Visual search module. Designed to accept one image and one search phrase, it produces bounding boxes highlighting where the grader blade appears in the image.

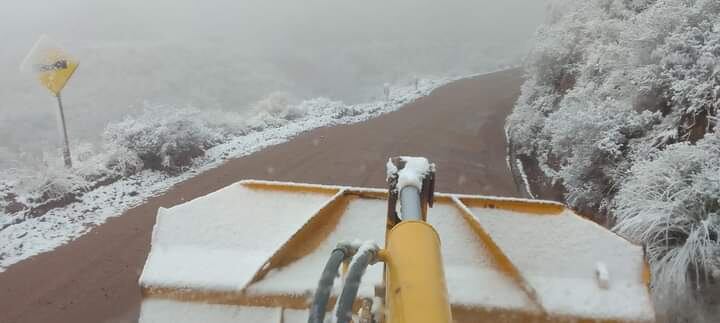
[139,157,654,323]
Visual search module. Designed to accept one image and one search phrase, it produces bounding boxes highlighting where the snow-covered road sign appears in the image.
[20,35,78,167]
[21,35,79,96]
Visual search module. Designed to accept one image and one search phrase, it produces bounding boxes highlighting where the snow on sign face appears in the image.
[20,35,79,95]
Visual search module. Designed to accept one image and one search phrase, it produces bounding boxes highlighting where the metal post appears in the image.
[55,93,72,168]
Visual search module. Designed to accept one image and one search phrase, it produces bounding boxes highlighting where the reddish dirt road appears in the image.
[0,68,523,323]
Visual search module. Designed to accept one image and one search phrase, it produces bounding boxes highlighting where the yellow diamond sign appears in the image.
[21,35,79,96]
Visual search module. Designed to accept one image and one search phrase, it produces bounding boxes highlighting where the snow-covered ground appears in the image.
[0,73,494,271]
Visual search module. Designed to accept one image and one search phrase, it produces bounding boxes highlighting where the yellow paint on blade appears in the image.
[35,48,79,96]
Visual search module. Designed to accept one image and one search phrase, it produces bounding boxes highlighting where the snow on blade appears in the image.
[466,206,653,320]
[139,184,337,291]
[138,180,654,322]
[246,197,386,298]
[139,299,282,323]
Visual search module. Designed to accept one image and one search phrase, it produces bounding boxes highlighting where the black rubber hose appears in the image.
[308,247,348,323]
[334,247,377,323]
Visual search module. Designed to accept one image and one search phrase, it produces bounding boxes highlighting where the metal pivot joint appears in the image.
[386,156,435,226]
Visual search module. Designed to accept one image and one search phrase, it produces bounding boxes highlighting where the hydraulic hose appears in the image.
[334,245,379,323]
[308,246,351,323]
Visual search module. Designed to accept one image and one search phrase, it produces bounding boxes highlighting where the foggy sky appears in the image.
[0,0,547,154]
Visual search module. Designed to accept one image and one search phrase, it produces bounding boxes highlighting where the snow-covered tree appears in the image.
[507,0,720,319]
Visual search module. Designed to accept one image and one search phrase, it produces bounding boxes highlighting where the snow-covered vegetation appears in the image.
[506,0,719,320]
[615,134,720,321]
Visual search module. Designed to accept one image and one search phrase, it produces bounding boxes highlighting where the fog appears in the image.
[0,0,546,155]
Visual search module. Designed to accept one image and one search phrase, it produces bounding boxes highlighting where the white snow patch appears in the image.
[385,160,398,183]
[515,158,534,199]
[386,156,434,191]
[439,192,562,206]
[467,206,653,320]
[246,197,386,297]
[371,296,384,322]
[596,262,610,289]
[281,308,311,323]
[348,241,380,269]
[504,124,512,172]
[139,299,281,323]
[427,202,534,309]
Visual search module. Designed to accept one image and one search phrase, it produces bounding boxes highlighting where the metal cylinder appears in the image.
[399,186,422,221]
[384,221,452,323]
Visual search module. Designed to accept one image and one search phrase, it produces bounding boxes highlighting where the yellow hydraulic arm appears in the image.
[308,156,451,323]
[381,219,452,323]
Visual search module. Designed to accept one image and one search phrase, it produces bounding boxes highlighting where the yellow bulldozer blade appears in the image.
[139,180,654,323]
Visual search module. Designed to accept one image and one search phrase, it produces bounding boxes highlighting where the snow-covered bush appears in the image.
[615,134,720,322]
[1,105,246,214]
[102,105,228,173]
[545,95,659,213]
[507,0,720,319]
[1,94,363,216]
[6,151,89,207]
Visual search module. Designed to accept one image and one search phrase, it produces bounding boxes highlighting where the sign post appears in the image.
[55,94,72,167]
[21,35,79,168]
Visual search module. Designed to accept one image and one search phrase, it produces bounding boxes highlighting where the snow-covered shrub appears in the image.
[614,133,720,322]
[507,0,720,318]
[9,151,89,204]
[545,94,659,213]
[103,146,144,177]
[103,105,227,173]
[246,92,306,130]
[656,18,720,142]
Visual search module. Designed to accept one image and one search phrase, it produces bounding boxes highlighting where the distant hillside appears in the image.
[506,0,719,321]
